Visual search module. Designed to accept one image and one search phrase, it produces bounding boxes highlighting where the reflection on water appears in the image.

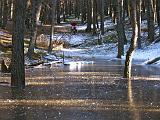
[128,79,140,120]
[0,59,160,119]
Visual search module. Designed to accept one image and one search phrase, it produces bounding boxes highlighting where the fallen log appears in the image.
[145,57,160,65]
[25,60,44,67]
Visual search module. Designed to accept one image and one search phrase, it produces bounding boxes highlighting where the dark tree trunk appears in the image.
[123,0,138,79]
[100,0,105,35]
[117,0,125,58]
[92,0,97,35]
[81,0,86,24]
[11,0,27,89]
[48,0,57,53]
[86,0,92,32]
[27,0,43,59]
[2,0,8,29]
[147,0,155,43]
[56,0,61,23]
[0,0,3,27]
[156,0,160,36]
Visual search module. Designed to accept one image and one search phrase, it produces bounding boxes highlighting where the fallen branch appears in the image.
[25,60,44,67]
[145,57,160,65]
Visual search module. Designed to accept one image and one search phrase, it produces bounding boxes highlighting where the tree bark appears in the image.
[137,0,142,49]
[2,0,8,29]
[147,0,155,43]
[86,0,92,32]
[156,0,160,36]
[0,0,3,27]
[100,0,105,35]
[116,0,125,58]
[48,0,57,53]
[11,0,27,89]
[123,0,138,79]
[27,0,43,59]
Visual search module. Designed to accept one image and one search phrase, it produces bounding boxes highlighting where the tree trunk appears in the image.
[27,0,43,59]
[92,0,97,35]
[56,0,61,23]
[123,0,138,79]
[100,0,105,35]
[147,0,155,43]
[81,0,86,24]
[156,0,160,36]
[11,0,27,89]
[137,0,142,49]
[117,0,125,58]
[0,0,3,27]
[2,0,8,29]
[86,0,92,32]
[48,0,57,53]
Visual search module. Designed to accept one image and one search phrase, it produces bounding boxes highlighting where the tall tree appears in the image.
[156,0,160,36]
[116,0,125,58]
[81,0,86,24]
[48,0,57,53]
[27,0,43,59]
[124,0,138,78]
[100,0,105,35]
[92,0,97,35]
[147,0,155,43]
[86,0,92,32]
[0,0,3,27]
[137,0,142,49]
[11,0,27,89]
[2,0,9,29]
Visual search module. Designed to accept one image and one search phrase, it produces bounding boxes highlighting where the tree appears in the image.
[3,0,9,29]
[124,0,138,78]
[86,0,92,32]
[116,0,125,58]
[156,0,160,36]
[100,0,105,35]
[137,0,142,49]
[48,0,57,53]
[27,0,43,59]
[11,0,27,89]
[0,0,3,27]
[147,0,155,43]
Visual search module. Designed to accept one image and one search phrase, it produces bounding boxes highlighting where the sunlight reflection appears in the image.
[0,99,159,112]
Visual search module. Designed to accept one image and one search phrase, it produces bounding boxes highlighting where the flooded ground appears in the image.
[0,59,160,120]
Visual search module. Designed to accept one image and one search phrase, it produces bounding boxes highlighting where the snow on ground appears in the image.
[0,31,4,35]
[44,18,160,65]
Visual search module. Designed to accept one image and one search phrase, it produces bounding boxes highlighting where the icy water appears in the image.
[0,59,160,120]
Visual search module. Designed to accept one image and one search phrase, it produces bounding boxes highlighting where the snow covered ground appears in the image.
[1,18,160,66]
[50,19,160,65]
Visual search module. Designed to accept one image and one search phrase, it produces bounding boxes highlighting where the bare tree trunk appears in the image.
[117,0,125,58]
[27,0,43,59]
[56,0,61,23]
[86,0,92,32]
[137,0,142,49]
[81,0,86,24]
[124,0,138,79]
[156,0,160,36]
[2,0,8,29]
[147,0,155,43]
[0,0,3,27]
[100,0,105,35]
[11,0,27,89]
[48,0,57,53]
[92,0,97,35]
